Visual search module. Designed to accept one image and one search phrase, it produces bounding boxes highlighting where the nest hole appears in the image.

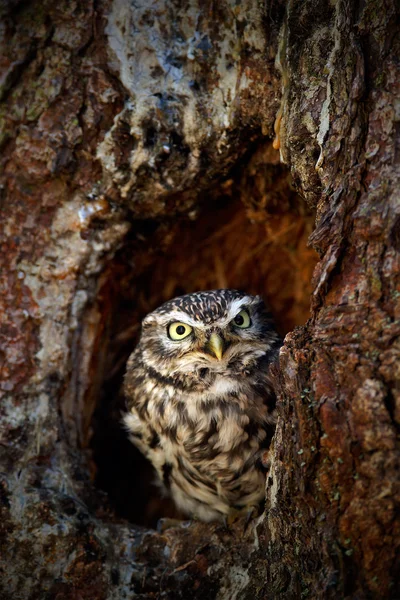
[90,148,318,527]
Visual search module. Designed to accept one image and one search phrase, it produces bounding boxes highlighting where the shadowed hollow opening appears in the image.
[90,149,318,528]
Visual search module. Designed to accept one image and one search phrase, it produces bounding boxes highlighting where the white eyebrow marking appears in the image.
[212,297,254,328]
[144,295,257,329]
[159,300,253,329]
[155,311,207,328]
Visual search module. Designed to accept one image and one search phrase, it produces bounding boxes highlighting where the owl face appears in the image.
[139,290,277,378]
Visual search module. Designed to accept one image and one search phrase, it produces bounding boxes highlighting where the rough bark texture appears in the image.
[266,2,400,597]
[0,1,399,599]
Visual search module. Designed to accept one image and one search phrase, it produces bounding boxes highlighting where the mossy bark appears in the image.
[0,1,398,599]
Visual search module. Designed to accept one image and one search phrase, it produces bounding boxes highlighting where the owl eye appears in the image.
[232,309,251,329]
[168,322,193,340]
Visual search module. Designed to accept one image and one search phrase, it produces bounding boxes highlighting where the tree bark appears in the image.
[0,1,399,599]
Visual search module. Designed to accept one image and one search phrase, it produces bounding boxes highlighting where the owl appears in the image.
[123,289,281,523]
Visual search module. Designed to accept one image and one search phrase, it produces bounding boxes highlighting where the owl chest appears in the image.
[146,387,266,470]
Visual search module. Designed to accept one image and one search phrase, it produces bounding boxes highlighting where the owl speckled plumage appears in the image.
[123,289,281,522]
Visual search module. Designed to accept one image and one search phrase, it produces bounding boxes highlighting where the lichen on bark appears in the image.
[97,0,280,216]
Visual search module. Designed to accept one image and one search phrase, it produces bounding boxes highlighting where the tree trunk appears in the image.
[0,1,399,599]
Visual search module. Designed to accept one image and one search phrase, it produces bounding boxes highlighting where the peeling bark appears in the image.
[0,1,399,599]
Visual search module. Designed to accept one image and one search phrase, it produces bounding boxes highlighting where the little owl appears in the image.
[123,289,281,522]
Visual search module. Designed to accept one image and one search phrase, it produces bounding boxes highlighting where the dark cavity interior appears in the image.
[90,147,318,527]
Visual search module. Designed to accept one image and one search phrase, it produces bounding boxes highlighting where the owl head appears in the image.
[138,289,279,378]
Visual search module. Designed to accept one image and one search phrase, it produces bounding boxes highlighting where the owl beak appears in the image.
[207,332,224,360]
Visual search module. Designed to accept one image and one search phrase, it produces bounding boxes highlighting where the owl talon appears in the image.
[219,511,240,530]
[226,508,243,526]
[157,518,185,533]
[221,507,257,533]
[244,506,258,531]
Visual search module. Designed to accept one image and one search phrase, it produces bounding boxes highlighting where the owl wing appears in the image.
[123,407,167,484]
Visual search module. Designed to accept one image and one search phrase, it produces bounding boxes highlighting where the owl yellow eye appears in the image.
[232,309,251,329]
[168,322,193,340]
